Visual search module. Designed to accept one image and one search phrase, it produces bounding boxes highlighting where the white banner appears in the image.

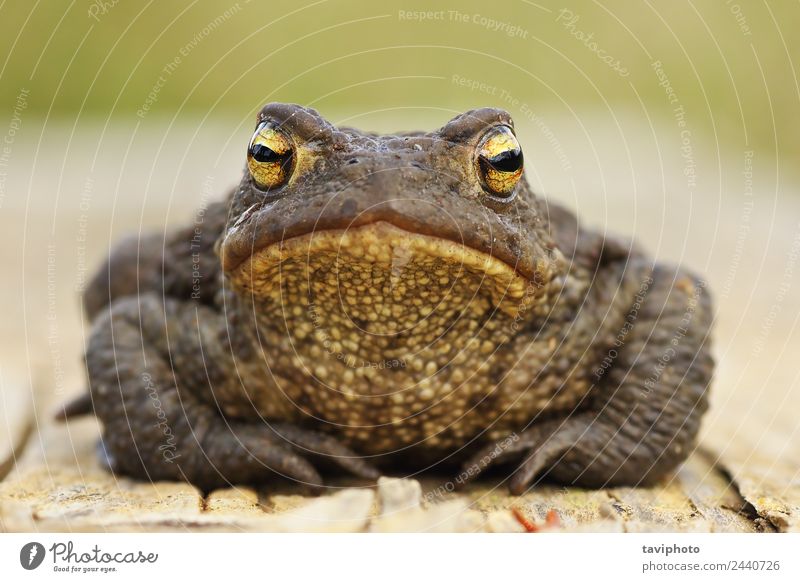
[1,533,797,581]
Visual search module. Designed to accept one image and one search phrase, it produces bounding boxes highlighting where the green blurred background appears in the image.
[1,0,797,174]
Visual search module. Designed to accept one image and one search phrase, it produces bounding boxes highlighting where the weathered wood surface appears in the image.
[0,386,792,532]
[0,369,34,483]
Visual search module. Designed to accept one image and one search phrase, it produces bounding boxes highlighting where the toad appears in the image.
[62,104,713,494]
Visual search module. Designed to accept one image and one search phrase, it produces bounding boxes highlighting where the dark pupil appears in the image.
[251,143,290,164]
[485,147,523,172]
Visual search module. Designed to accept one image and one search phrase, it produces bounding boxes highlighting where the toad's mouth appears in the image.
[224,221,552,319]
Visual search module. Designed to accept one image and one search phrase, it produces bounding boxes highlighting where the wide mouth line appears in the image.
[223,219,532,282]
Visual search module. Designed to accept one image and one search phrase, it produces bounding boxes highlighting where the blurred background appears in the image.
[0,1,798,486]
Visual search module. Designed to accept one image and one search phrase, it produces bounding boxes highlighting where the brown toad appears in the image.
[63,104,713,494]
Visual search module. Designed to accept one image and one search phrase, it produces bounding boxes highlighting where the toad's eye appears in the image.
[247,121,294,190]
[476,126,523,198]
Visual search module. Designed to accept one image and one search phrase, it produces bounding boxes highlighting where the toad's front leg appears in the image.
[460,264,713,493]
[81,294,378,492]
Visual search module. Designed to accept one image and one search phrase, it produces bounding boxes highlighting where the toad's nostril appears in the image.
[346,158,359,165]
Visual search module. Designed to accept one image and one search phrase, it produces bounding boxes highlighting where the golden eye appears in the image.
[247,121,294,190]
[476,126,523,198]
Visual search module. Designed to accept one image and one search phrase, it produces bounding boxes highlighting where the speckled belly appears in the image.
[226,224,592,455]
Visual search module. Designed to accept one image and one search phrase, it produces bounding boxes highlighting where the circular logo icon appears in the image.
[19,542,46,570]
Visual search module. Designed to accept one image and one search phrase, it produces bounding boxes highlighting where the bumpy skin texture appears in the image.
[74,103,713,493]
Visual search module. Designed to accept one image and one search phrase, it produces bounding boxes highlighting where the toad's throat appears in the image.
[226,221,547,324]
